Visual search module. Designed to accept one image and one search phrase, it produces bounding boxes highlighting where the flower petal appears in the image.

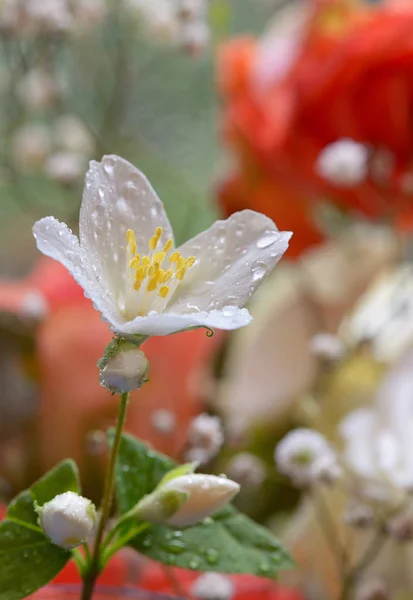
[169,210,292,313]
[33,216,121,325]
[79,155,174,296]
[109,306,252,336]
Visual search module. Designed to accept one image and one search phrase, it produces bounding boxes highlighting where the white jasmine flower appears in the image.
[39,491,96,549]
[33,155,291,337]
[135,473,240,527]
[275,428,337,487]
[316,139,369,187]
[185,413,224,464]
[192,572,235,600]
[45,152,85,185]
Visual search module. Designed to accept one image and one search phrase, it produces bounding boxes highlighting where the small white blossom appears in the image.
[316,139,369,187]
[192,572,235,600]
[186,413,224,464]
[275,428,338,487]
[24,0,74,33]
[45,152,85,185]
[33,155,291,337]
[40,491,96,549]
[179,19,210,54]
[226,453,266,489]
[53,115,94,156]
[136,473,240,527]
[12,123,51,172]
[20,290,49,321]
[17,68,58,110]
[151,409,177,434]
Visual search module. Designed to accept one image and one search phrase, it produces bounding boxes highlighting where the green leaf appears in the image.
[0,460,79,599]
[31,459,80,507]
[112,433,294,579]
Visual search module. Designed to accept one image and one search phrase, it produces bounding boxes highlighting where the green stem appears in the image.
[80,392,130,600]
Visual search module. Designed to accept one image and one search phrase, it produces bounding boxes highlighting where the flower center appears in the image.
[125,227,195,317]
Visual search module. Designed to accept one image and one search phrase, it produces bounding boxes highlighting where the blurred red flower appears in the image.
[218,0,413,256]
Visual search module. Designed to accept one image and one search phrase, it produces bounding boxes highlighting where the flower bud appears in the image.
[100,344,149,393]
[135,473,240,528]
[39,491,96,549]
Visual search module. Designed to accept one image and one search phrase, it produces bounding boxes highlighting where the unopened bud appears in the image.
[192,572,235,600]
[100,344,149,393]
[39,491,96,549]
[135,473,240,528]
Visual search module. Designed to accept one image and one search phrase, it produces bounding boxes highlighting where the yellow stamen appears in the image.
[152,251,166,264]
[142,256,151,268]
[126,229,137,256]
[177,256,185,271]
[163,268,173,283]
[147,271,163,292]
[186,256,196,268]
[159,286,170,298]
[155,226,163,238]
[169,251,180,263]
[129,254,141,269]
[163,239,173,253]
[149,235,159,251]
[176,268,187,281]
[134,280,141,291]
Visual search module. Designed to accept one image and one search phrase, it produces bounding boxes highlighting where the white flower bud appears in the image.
[192,572,235,600]
[39,491,96,549]
[100,345,149,393]
[316,139,369,187]
[135,473,240,528]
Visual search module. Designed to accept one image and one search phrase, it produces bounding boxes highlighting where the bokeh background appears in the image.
[3,1,413,599]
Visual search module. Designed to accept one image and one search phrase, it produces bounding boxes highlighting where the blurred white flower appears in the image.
[340,349,413,499]
[309,333,345,361]
[33,155,291,337]
[0,0,21,31]
[151,409,177,434]
[12,123,51,172]
[226,452,266,489]
[75,0,107,26]
[179,19,210,54]
[17,68,58,111]
[275,428,338,487]
[53,115,95,156]
[136,473,240,527]
[20,290,49,321]
[192,572,235,600]
[125,0,179,43]
[45,152,85,185]
[316,139,369,187]
[341,266,413,362]
[24,0,74,33]
[185,413,224,464]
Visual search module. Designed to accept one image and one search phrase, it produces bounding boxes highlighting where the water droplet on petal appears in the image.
[256,230,280,249]
[103,160,115,176]
[162,540,186,555]
[117,197,129,215]
[251,260,268,281]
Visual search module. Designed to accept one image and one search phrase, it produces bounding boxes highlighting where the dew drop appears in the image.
[189,558,200,569]
[142,535,153,548]
[256,230,280,249]
[258,562,270,575]
[251,260,268,281]
[98,186,105,201]
[103,160,115,176]
[117,197,129,215]
[205,548,220,565]
[162,540,186,555]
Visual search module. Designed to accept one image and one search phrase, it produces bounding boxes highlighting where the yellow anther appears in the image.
[142,256,151,267]
[176,267,187,281]
[129,254,141,269]
[186,256,196,268]
[177,256,185,271]
[149,235,159,251]
[148,263,160,277]
[155,226,163,238]
[135,266,147,283]
[147,271,162,292]
[126,229,137,256]
[159,286,170,298]
[163,268,173,283]
[152,251,166,265]
[163,239,173,253]
[169,251,180,263]
[134,280,141,291]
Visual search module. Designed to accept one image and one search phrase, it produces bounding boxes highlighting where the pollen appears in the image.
[125,227,197,313]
